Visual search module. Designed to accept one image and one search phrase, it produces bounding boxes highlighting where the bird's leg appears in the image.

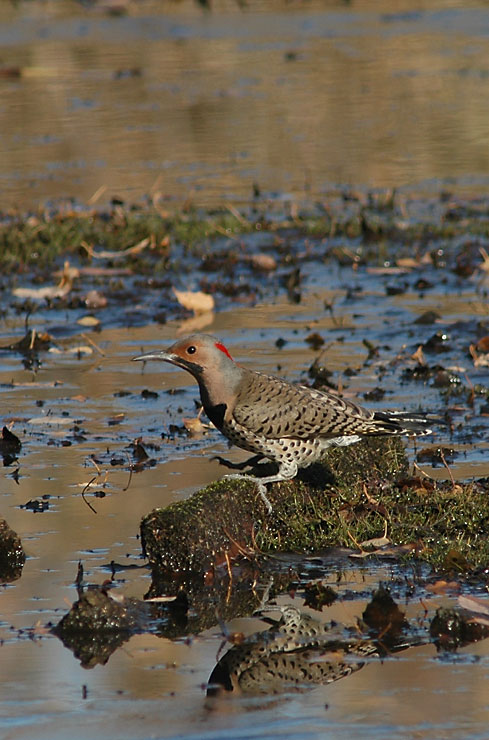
[223,461,298,515]
[212,454,265,471]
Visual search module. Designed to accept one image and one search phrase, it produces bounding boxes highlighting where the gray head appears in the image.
[133,334,243,408]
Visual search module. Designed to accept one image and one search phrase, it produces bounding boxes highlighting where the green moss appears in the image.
[140,435,489,581]
[1,191,489,272]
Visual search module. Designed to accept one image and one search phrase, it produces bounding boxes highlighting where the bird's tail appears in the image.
[372,410,438,437]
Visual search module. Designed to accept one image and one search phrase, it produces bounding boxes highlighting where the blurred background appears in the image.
[2,0,489,210]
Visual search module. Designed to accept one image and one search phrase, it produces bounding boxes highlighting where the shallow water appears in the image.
[3,1,489,208]
[1,241,489,738]
[2,1,489,737]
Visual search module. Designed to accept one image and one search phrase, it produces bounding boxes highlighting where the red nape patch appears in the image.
[215,341,233,360]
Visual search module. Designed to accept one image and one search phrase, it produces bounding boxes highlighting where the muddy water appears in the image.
[3,1,489,208]
[1,247,489,738]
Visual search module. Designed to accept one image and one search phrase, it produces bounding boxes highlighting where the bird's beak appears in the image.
[132,350,175,363]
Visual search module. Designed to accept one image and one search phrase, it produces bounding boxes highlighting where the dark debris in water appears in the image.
[20,496,50,512]
[0,426,21,466]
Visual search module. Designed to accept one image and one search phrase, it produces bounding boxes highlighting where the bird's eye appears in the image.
[186,345,196,355]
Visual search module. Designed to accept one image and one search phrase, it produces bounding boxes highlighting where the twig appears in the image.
[81,475,98,514]
[80,332,105,357]
[439,449,456,488]
[122,451,134,492]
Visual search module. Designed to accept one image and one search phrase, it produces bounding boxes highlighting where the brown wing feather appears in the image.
[232,370,379,440]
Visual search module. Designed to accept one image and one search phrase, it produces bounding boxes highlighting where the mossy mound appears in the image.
[0,517,25,582]
[141,437,407,576]
[141,436,489,582]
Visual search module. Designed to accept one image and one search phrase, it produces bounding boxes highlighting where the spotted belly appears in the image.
[220,419,360,469]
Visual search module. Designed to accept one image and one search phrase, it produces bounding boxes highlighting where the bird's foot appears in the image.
[222,473,273,515]
[212,454,265,471]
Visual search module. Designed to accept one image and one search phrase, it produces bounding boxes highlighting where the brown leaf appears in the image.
[81,237,151,260]
[13,260,78,300]
[476,336,489,353]
[77,315,101,327]
[426,580,460,594]
[246,254,277,271]
[459,594,489,617]
[411,344,426,365]
[85,290,108,309]
[173,289,215,314]
[182,416,210,435]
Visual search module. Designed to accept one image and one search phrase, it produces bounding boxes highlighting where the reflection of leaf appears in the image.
[176,311,215,335]
[173,288,215,314]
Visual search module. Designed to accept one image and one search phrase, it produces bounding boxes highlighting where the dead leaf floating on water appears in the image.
[26,416,74,426]
[85,290,108,309]
[182,416,210,436]
[48,346,93,356]
[245,254,277,271]
[77,315,101,328]
[13,261,78,300]
[476,335,489,353]
[411,345,426,365]
[469,344,489,367]
[173,288,215,315]
[80,237,151,260]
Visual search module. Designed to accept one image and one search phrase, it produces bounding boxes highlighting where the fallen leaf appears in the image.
[411,345,426,365]
[469,343,489,367]
[476,336,489,353]
[366,266,410,275]
[77,315,101,327]
[182,416,210,435]
[396,257,420,268]
[13,261,78,300]
[246,254,277,271]
[358,536,391,549]
[81,237,151,260]
[85,290,108,309]
[459,594,489,617]
[48,346,93,355]
[27,416,74,425]
[2,380,63,388]
[173,288,215,314]
[478,247,489,273]
[426,580,460,594]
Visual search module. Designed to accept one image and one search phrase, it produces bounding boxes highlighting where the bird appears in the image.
[133,333,433,512]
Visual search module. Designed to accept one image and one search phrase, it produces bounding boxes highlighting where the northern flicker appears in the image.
[133,333,433,512]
